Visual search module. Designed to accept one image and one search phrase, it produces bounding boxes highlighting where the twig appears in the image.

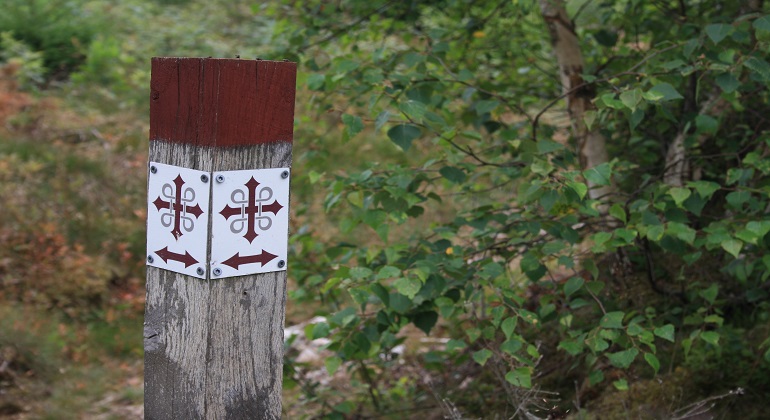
[671,388,744,420]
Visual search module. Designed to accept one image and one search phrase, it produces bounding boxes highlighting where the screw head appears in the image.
[196,267,205,276]
[216,174,225,183]
[147,255,154,264]
[201,174,209,183]
[150,165,157,174]
[213,268,222,276]
[277,260,286,268]
[281,170,289,179]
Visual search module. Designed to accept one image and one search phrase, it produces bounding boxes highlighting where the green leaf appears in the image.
[701,331,720,346]
[472,349,493,366]
[439,166,466,184]
[341,114,364,138]
[615,228,638,244]
[334,401,355,415]
[667,222,696,245]
[586,335,609,353]
[705,23,733,45]
[721,238,743,258]
[376,266,401,280]
[583,162,612,186]
[586,280,604,294]
[753,15,770,32]
[501,317,518,339]
[387,124,421,151]
[567,181,588,199]
[715,73,740,93]
[375,110,391,130]
[695,115,718,134]
[475,99,499,115]
[584,110,597,130]
[646,225,665,242]
[350,266,373,279]
[307,73,325,90]
[644,352,661,374]
[589,370,605,385]
[559,339,584,356]
[413,311,438,335]
[446,339,467,351]
[394,277,422,299]
[744,56,770,82]
[537,139,564,154]
[700,283,719,304]
[668,187,691,207]
[609,203,627,223]
[747,221,770,238]
[399,100,426,121]
[654,324,675,342]
[645,83,684,101]
[325,356,342,375]
[600,311,625,329]
[466,328,481,343]
[564,277,585,297]
[505,367,532,388]
[627,322,645,336]
[334,59,359,73]
[311,322,330,339]
[501,339,523,355]
[726,190,750,208]
[607,348,639,369]
[620,88,643,111]
[687,180,720,199]
[613,378,629,391]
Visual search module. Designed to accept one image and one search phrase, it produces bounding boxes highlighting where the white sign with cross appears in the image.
[210,168,290,279]
[146,162,211,279]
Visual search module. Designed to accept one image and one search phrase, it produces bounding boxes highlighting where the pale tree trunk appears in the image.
[664,0,760,186]
[663,95,728,186]
[539,0,614,202]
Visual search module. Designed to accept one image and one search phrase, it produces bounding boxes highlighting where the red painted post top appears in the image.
[150,57,297,147]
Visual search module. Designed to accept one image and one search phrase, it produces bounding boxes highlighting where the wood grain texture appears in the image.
[150,57,296,147]
[145,57,295,419]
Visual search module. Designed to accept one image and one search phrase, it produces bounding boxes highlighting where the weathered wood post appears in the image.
[143,57,296,419]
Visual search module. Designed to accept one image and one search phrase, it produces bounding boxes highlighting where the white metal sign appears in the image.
[211,168,290,279]
[146,162,211,278]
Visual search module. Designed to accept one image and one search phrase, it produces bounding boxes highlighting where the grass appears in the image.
[0,303,144,418]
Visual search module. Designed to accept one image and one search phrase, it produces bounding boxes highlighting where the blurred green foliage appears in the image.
[0,0,103,79]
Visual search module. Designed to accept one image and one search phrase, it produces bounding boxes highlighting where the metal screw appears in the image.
[196,267,205,276]
[281,170,289,179]
[147,255,154,264]
[150,165,157,174]
[213,268,222,276]
[216,174,225,183]
[201,174,209,183]
[277,260,286,268]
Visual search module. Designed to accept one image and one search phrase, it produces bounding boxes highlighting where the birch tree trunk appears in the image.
[664,0,761,186]
[539,0,614,202]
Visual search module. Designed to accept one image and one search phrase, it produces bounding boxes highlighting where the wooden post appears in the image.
[144,57,296,419]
